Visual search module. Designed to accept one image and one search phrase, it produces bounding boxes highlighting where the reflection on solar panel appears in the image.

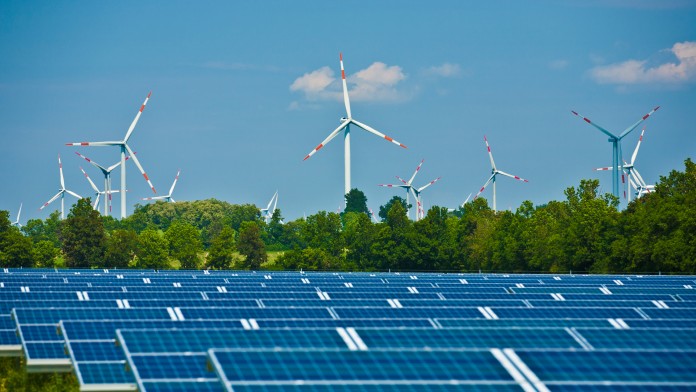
[0,268,694,391]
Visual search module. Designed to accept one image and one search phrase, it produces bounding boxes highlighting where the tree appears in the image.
[165,221,203,269]
[343,212,377,270]
[22,210,61,247]
[379,196,410,222]
[135,230,170,269]
[32,240,59,267]
[344,188,369,216]
[237,222,266,269]
[0,211,34,268]
[301,212,344,257]
[60,198,106,268]
[206,226,237,269]
[104,230,138,268]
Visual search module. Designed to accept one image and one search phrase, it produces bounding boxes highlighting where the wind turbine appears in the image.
[39,155,82,219]
[303,53,408,200]
[74,152,129,216]
[369,208,379,223]
[12,203,22,228]
[594,127,651,203]
[571,106,659,199]
[66,92,157,219]
[259,191,278,223]
[142,170,180,204]
[408,176,442,220]
[474,136,528,213]
[378,159,425,219]
[79,166,120,212]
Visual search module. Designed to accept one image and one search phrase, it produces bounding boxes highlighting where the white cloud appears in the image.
[425,63,462,77]
[589,41,696,85]
[549,59,569,70]
[289,62,408,103]
[289,66,335,96]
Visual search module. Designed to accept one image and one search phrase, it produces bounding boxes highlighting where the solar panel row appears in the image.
[0,269,694,391]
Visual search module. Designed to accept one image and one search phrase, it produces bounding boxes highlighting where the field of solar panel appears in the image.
[2,268,696,391]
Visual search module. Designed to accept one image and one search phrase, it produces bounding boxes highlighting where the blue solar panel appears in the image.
[208,348,515,386]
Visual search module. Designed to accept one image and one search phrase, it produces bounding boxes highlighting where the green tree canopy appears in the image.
[60,198,106,268]
[136,229,170,269]
[0,210,34,268]
[237,222,266,270]
[379,196,410,221]
[206,226,237,269]
[344,188,369,216]
[165,221,203,269]
[104,229,138,268]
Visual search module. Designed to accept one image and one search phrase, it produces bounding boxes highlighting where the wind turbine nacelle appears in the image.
[340,117,349,123]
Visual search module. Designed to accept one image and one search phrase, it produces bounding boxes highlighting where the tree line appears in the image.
[1,159,694,274]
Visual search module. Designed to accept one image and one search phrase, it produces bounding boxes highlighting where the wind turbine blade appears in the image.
[396,175,410,186]
[496,170,529,183]
[94,193,101,210]
[339,53,352,119]
[66,190,82,199]
[303,121,349,161]
[65,141,119,147]
[378,184,402,188]
[58,155,65,189]
[142,196,167,201]
[408,159,425,185]
[474,174,496,200]
[106,154,131,172]
[79,167,100,193]
[417,176,442,192]
[124,91,152,142]
[484,136,497,170]
[632,168,648,188]
[168,170,181,196]
[571,110,618,139]
[125,144,156,193]
[272,191,278,214]
[461,193,472,207]
[631,128,645,165]
[15,203,22,223]
[409,187,421,215]
[75,152,108,172]
[40,191,63,210]
[351,119,408,149]
[594,166,615,171]
[619,106,660,138]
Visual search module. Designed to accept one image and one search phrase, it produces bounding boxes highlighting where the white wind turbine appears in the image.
[408,176,442,221]
[378,159,425,220]
[303,53,408,200]
[143,170,180,203]
[12,203,22,228]
[74,152,129,216]
[39,155,82,219]
[79,166,120,212]
[474,136,528,212]
[260,191,278,223]
[66,92,157,219]
[594,127,652,202]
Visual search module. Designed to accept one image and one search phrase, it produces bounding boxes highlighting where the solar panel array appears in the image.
[2,268,696,391]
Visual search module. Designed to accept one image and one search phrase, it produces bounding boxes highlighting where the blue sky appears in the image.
[1,0,695,222]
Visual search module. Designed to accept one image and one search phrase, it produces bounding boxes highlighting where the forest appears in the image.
[1,159,694,274]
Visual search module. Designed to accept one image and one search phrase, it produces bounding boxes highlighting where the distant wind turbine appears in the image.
[378,159,425,220]
[39,155,82,219]
[571,106,659,199]
[303,53,408,200]
[143,170,180,204]
[474,136,528,213]
[12,203,22,228]
[79,166,120,212]
[260,191,278,223]
[594,127,651,202]
[66,92,157,219]
[74,151,129,216]
[407,176,442,221]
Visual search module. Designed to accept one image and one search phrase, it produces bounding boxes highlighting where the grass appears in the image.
[0,357,78,392]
